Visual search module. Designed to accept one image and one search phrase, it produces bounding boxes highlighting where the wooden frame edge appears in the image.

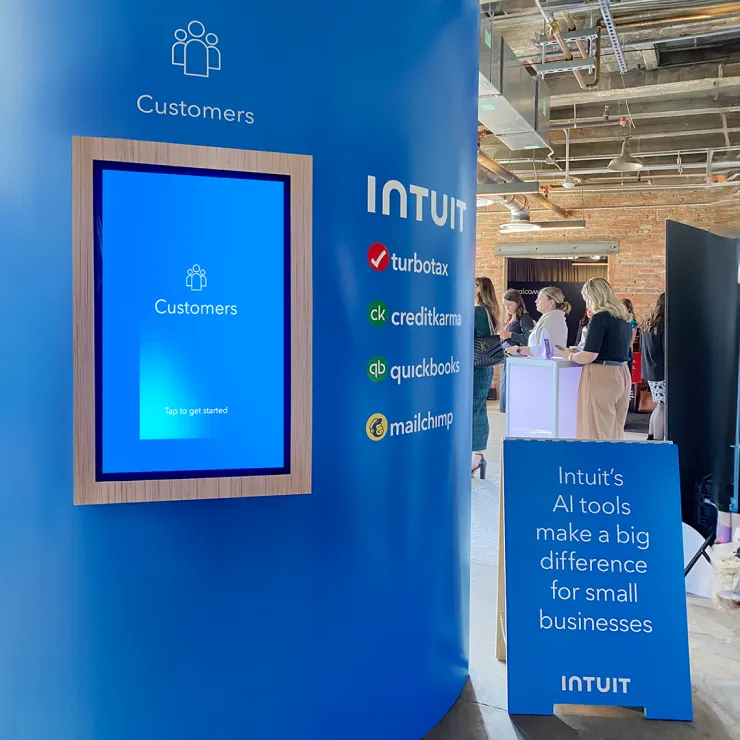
[73,136,312,505]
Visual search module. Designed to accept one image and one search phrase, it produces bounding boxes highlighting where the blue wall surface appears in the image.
[0,1,479,738]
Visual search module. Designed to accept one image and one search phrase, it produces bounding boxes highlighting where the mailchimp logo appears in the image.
[366,413,388,441]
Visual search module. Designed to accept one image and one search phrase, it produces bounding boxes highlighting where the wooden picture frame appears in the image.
[73,136,312,505]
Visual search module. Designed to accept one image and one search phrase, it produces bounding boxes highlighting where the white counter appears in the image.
[505,356,583,439]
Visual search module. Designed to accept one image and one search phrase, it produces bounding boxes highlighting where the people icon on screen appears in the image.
[186,265,207,291]
[172,21,221,78]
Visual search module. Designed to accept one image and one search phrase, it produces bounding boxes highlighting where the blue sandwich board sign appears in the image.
[502,439,693,721]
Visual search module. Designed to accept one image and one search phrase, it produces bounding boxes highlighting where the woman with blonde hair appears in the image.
[472,276,501,478]
[505,286,569,360]
[561,277,633,440]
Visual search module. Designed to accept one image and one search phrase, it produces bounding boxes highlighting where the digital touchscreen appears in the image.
[94,161,290,480]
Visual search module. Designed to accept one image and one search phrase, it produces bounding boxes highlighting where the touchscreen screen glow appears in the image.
[94,162,290,480]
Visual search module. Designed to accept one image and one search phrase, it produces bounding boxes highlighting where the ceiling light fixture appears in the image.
[499,221,543,233]
[608,137,643,173]
[499,210,542,233]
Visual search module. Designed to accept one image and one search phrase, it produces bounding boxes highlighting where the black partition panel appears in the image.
[666,220,739,523]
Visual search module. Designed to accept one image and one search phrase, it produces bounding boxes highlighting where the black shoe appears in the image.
[646,434,654,441]
[472,455,487,480]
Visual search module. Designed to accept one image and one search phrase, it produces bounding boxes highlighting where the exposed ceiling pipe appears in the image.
[502,160,740,177]
[541,25,740,61]
[535,0,589,89]
[528,145,740,162]
[486,0,740,25]
[618,13,740,30]
[477,150,571,218]
[552,106,740,128]
[613,2,740,25]
[563,129,577,187]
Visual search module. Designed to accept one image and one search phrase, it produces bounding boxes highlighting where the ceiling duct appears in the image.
[480,21,551,150]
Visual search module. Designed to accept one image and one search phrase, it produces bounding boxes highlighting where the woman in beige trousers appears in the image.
[562,278,633,440]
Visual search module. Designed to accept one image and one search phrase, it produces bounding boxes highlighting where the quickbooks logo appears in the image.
[367,356,388,382]
[367,355,461,385]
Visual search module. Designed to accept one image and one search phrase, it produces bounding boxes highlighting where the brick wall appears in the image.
[476,190,740,318]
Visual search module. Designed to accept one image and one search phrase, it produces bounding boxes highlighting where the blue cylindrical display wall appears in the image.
[0,1,479,738]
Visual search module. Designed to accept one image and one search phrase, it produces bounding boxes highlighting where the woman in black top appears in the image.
[641,292,666,441]
[498,289,535,413]
[562,278,633,440]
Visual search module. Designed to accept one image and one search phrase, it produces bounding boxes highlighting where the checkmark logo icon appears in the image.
[367,242,390,271]
[371,250,387,268]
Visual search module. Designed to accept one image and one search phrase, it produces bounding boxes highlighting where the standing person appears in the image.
[498,289,535,413]
[473,276,500,479]
[561,278,632,440]
[641,292,666,441]
[622,298,639,374]
[576,311,592,349]
[505,286,569,359]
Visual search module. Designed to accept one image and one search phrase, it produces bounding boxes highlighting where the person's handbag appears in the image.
[474,309,505,368]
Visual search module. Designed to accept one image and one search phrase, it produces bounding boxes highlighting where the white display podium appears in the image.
[505,357,583,439]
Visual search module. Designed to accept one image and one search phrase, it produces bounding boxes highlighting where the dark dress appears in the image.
[641,319,665,403]
[500,313,535,413]
[641,319,665,382]
[473,306,495,452]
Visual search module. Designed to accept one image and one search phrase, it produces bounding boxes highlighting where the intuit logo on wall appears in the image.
[136,20,256,126]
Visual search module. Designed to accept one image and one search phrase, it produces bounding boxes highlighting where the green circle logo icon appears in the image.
[367,356,388,382]
[368,300,389,327]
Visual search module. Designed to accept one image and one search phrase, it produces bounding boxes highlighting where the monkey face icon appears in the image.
[366,413,388,441]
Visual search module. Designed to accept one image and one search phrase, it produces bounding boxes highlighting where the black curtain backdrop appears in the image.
[508,281,587,347]
[508,258,607,282]
[666,220,740,522]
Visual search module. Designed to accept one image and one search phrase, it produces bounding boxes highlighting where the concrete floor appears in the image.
[425,405,740,740]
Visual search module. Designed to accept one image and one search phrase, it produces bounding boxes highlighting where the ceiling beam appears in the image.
[549,125,740,144]
[551,102,740,124]
[500,160,740,177]
[548,62,740,108]
[551,74,740,107]
[642,47,659,70]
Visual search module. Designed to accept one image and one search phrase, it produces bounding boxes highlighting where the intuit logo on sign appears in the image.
[136,20,256,126]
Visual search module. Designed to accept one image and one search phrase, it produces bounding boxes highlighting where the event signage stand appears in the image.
[496,439,693,721]
[506,357,582,439]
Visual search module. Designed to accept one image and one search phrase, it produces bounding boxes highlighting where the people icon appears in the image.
[186,265,207,291]
[172,21,221,78]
